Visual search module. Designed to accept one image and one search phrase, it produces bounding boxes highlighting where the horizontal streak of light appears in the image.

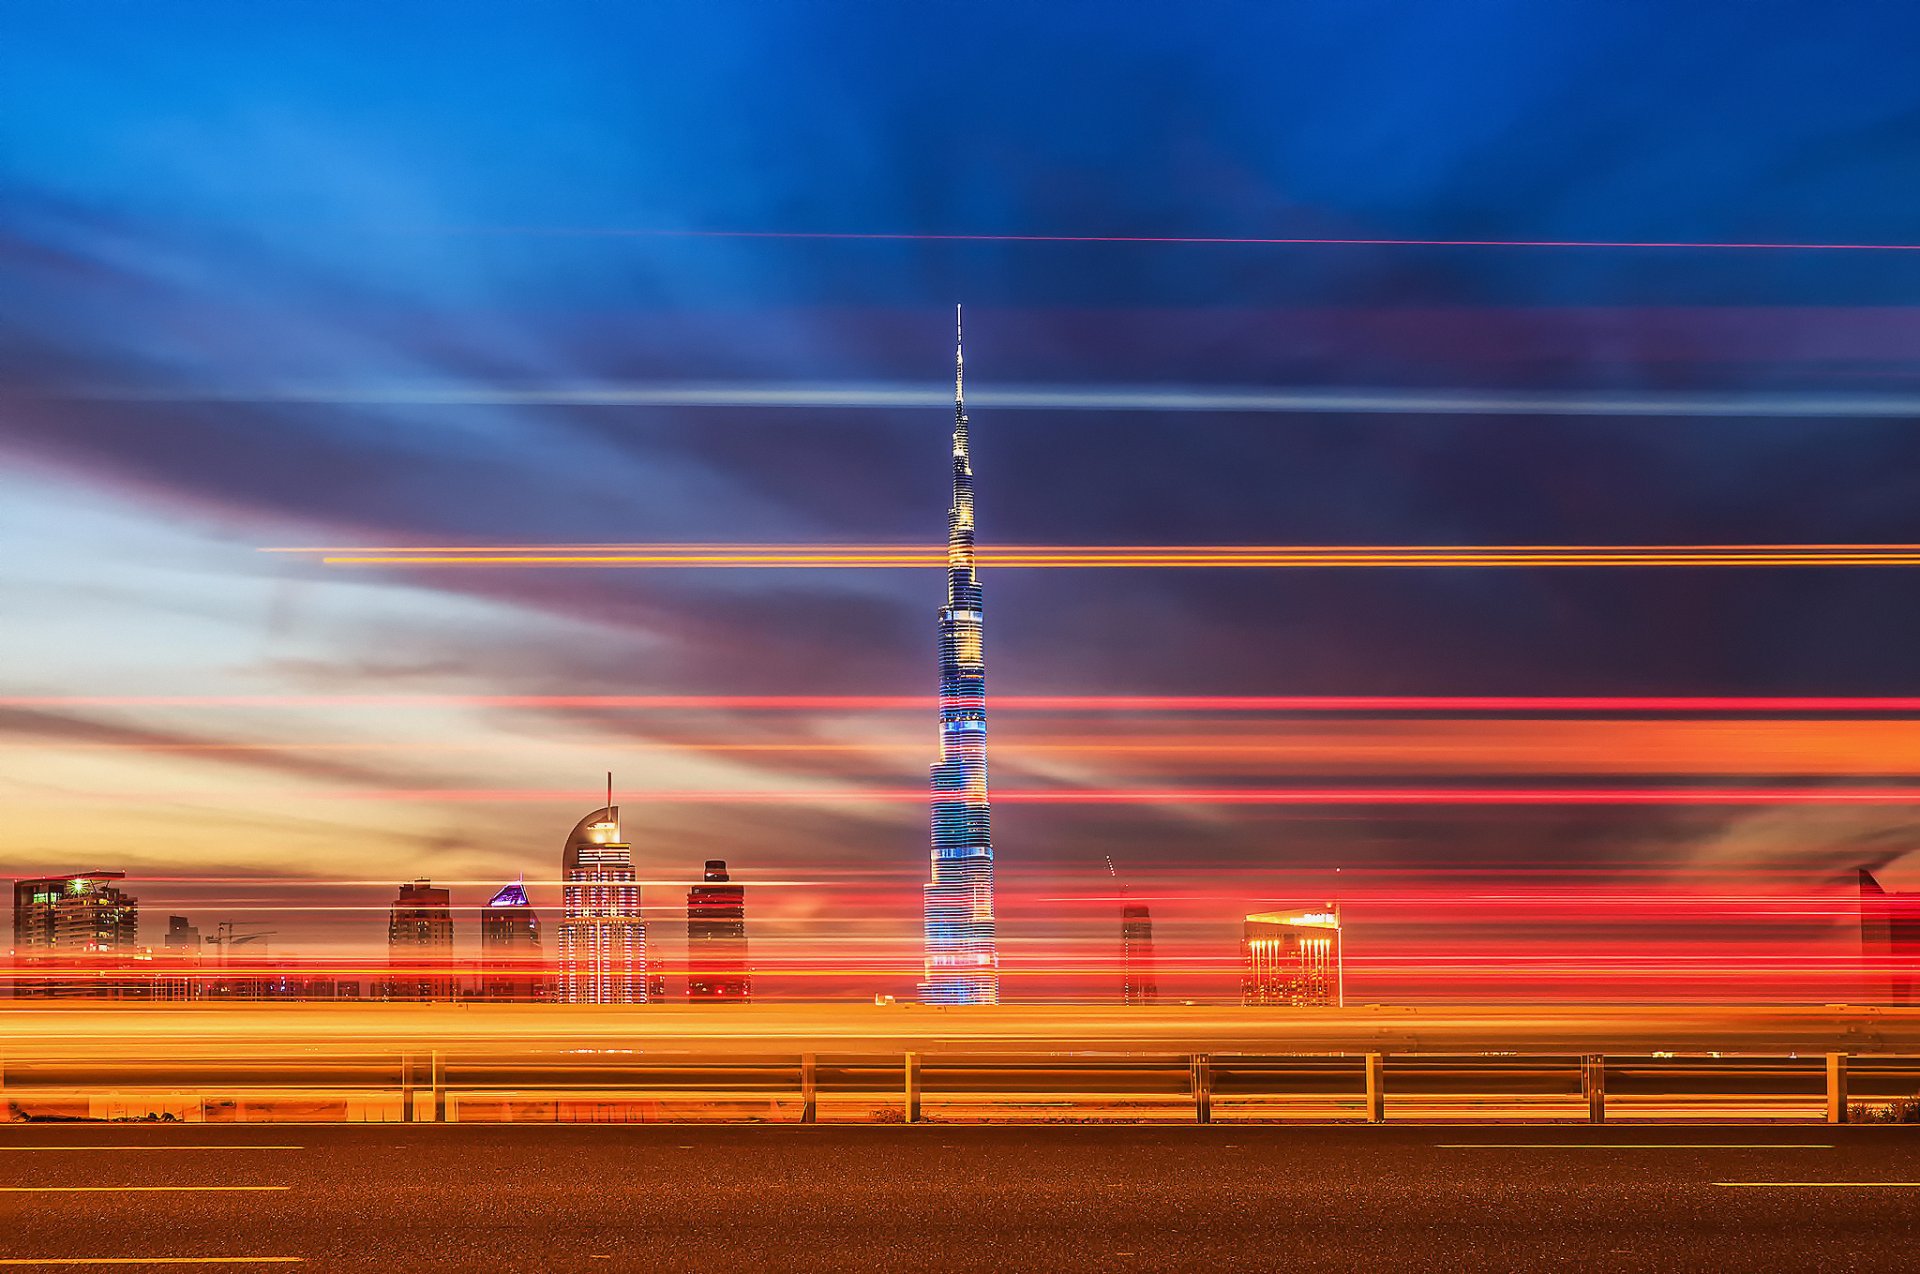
[12,695,1920,713]
[1440,1144,1832,1149]
[0,1261,302,1268]
[294,544,1920,569]
[0,1146,302,1152]
[37,719,1920,774]
[47,382,1920,418]
[263,541,1920,554]
[433,227,1920,252]
[85,786,1920,805]
[0,1186,289,1193]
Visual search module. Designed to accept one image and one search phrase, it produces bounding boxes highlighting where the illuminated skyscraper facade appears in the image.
[386,879,455,1001]
[1860,869,1920,1005]
[480,878,545,1002]
[557,805,647,1004]
[687,860,750,1002]
[921,309,1000,1005]
[1121,903,1159,1004]
[11,871,140,998]
[1242,907,1344,1007]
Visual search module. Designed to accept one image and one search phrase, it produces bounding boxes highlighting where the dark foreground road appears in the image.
[3,1123,1918,1271]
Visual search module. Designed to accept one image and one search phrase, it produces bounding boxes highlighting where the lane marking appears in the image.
[0,1186,289,1193]
[0,1260,301,1266]
[1441,1144,1833,1149]
[1716,1181,1920,1187]
[0,1146,303,1153]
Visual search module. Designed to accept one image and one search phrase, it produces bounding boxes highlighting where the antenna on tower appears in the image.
[605,770,613,811]
[954,303,964,404]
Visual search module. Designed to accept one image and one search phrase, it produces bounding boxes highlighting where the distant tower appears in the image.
[163,915,202,952]
[687,860,750,1002]
[480,878,545,1002]
[1242,906,1344,1007]
[921,306,1000,1005]
[556,786,647,1004]
[1121,903,1159,1004]
[386,880,455,1001]
[1860,869,1920,1005]
[11,871,140,998]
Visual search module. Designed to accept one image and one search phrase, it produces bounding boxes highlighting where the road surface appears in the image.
[3,1123,1919,1271]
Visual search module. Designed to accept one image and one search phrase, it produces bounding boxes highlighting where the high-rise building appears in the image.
[687,859,750,1002]
[162,915,202,952]
[11,871,140,998]
[1860,869,1920,1005]
[1242,906,1344,1007]
[1121,902,1158,1004]
[557,803,647,1004]
[386,879,455,1001]
[921,308,1000,1006]
[479,878,545,1002]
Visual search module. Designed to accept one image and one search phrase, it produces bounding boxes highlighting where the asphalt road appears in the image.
[3,1123,1919,1271]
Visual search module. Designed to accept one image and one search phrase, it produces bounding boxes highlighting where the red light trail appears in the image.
[106,785,1920,805]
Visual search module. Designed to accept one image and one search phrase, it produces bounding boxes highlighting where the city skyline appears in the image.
[9,6,1920,1006]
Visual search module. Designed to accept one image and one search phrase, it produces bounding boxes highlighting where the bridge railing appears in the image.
[4,1050,1916,1125]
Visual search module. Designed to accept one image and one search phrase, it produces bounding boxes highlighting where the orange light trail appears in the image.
[27,719,1920,774]
[254,542,1920,569]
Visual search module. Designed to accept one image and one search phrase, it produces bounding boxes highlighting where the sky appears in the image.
[7,1,1920,999]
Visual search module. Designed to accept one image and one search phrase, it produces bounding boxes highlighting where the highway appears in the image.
[9,1002,1920,1127]
[3,1123,1919,1271]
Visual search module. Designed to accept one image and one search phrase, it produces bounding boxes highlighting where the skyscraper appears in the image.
[556,801,647,1004]
[921,307,1000,1006]
[1242,906,1344,1007]
[386,879,455,1001]
[11,871,140,998]
[480,878,545,1002]
[1121,902,1159,1004]
[1860,869,1920,1005]
[687,859,750,1002]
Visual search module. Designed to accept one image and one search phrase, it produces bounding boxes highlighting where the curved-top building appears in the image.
[556,804,647,1003]
[920,308,1000,1005]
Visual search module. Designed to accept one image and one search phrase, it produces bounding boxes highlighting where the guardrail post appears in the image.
[800,1053,817,1124]
[1583,1055,1606,1124]
[400,1053,415,1123]
[1826,1052,1849,1124]
[903,1052,920,1124]
[431,1050,446,1123]
[1191,1053,1212,1125]
[1364,1053,1385,1123]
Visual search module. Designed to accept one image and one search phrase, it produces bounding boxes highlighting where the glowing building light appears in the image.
[687,860,751,1003]
[556,793,648,1004]
[921,308,1000,1006]
[385,879,455,1001]
[479,878,546,1003]
[1242,906,1344,1007]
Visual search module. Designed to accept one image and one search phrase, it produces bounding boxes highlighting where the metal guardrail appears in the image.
[5,1050,1918,1125]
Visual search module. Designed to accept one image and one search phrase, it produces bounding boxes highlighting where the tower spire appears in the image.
[923,308,998,1006]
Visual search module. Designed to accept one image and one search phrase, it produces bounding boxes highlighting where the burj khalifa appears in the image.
[920,307,1000,1005]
